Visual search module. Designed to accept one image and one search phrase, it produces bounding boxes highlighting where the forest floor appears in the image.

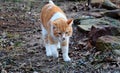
[0,1,120,73]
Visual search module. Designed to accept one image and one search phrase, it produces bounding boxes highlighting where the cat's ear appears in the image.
[67,18,73,26]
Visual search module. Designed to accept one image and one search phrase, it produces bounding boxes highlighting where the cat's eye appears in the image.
[65,32,68,34]
[58,32,61,35]
[53,26,56,29]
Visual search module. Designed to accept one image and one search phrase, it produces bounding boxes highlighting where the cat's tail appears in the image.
[49,0,54,4]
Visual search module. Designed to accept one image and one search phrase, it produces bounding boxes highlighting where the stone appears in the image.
[112,49,120,56]
[96,36,120,51]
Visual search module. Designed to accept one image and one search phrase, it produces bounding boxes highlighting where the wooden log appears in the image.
[91,0,104,3]
[102,0,119,9]
[89,0,119,9]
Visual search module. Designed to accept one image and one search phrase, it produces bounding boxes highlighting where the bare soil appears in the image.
[0,1,120,73]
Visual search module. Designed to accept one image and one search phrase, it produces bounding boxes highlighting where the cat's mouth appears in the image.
[57,38,62,42]
[57,38,66,42]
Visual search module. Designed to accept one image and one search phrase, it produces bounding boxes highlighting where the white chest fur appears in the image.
[50,12,67,21]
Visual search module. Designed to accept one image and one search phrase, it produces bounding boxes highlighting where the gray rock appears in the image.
[112,49,120,56]
[96,36,120,51]
[76,17,120,32]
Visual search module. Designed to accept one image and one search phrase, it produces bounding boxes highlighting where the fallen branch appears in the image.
[101,9,120,18]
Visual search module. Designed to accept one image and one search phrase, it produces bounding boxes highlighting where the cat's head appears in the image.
[51,18,73,42]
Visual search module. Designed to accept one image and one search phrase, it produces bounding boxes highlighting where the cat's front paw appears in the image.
[46,51,52,57]
[52,52,59,58]
[63,56,71,62]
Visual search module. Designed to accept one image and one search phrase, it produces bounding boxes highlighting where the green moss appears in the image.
[96,36,120,51]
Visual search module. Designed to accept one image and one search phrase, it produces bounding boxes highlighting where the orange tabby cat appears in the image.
[40,0,73,61]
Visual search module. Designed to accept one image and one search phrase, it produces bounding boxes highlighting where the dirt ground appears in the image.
[0,1,120,73]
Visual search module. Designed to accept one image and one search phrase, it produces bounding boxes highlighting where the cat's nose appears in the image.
[62,38,65,41]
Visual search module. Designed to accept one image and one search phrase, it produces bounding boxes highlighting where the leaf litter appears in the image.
[0,0,120,73]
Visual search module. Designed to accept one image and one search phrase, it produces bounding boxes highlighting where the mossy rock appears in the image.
[75,16,120,33]
[96,36,120,51]
[112,49,120,56]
